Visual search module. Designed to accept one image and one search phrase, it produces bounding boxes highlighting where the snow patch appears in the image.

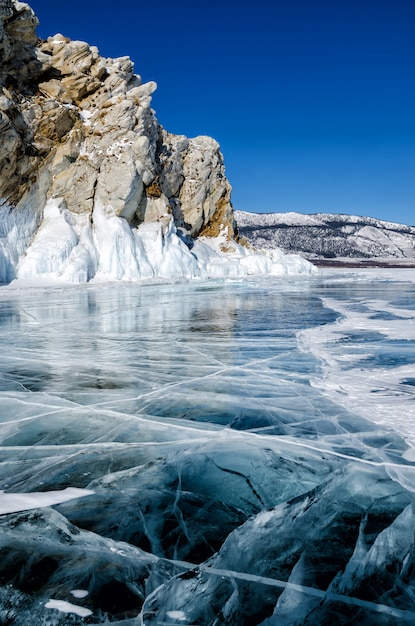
[2,200,316,286]
[166,610,187,620]
[0,487,94,515]
[45,599,92,618]
[70,590,89,599]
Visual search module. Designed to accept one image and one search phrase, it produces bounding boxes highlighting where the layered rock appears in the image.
[0,0,235,264]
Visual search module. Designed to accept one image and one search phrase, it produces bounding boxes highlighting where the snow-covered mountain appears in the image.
[235,211,415,264]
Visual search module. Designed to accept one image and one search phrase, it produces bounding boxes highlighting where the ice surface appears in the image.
[0,270,415,623]
[298,270,415,437]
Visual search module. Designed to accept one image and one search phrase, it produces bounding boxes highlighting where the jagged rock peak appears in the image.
[0,0,236,239]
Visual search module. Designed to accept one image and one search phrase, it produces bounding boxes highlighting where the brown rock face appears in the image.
[0,1,236,239]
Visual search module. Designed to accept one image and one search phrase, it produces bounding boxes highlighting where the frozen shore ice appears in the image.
[1,200,316,285]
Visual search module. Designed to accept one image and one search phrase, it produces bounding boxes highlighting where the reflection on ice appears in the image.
[0,273,415,623]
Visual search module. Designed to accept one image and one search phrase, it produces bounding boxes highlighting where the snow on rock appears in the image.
[193,228,316,278]
[18,198,80,279]
[0,201,41,283]
[6,199,316,284]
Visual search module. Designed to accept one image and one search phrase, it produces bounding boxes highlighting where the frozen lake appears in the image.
[1,268,415,624]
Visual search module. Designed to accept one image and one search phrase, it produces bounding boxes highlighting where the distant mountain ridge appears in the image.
[235,211,415,265]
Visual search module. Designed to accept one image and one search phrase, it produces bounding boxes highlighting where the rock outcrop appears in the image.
[0,2,317,284]
[0,0,235,257]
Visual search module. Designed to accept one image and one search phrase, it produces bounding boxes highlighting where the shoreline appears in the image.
[308,258,415,268]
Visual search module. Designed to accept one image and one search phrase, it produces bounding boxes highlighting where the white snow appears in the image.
[192,227,315,279]
[45,599,92,618]
[0,202,41,283]
[166,610,187,620]
[70,589,89,599]
[0,487,94,515]
[79,110,93,125]
[0,199,316,286]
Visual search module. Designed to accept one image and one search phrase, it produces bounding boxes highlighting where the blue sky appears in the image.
[30,0,414,225]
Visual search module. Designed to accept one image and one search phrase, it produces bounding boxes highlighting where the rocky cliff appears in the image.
[0,0,243,282]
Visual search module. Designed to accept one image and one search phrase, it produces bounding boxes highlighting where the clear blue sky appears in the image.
[30,0,414,225]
